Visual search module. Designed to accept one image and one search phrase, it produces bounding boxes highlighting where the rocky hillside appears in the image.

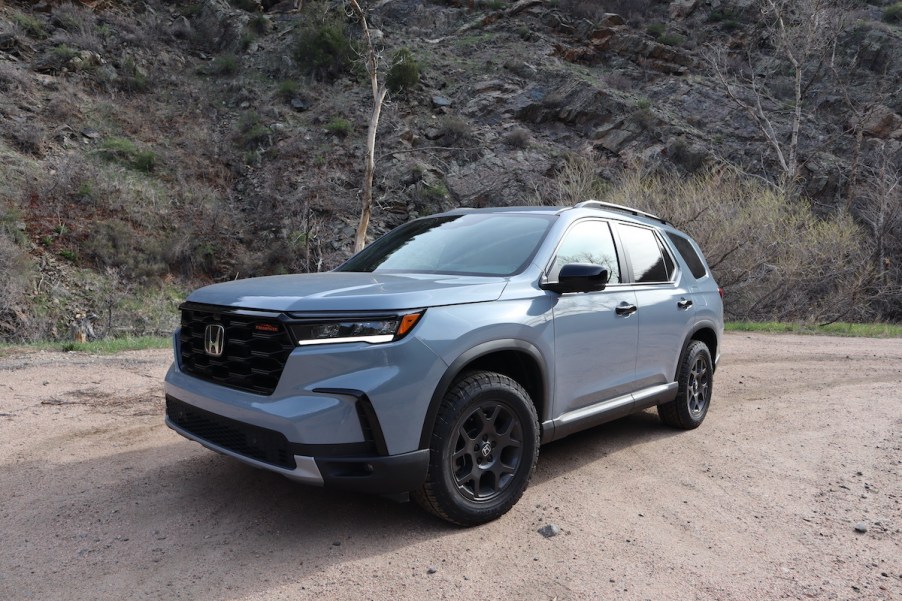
[1,0,900,341]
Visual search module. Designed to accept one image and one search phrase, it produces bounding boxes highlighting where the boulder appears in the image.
[860,105,902,140]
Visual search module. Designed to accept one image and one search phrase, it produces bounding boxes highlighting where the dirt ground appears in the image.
[1,332,900,601]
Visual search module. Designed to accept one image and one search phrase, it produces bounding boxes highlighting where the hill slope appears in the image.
[1,0,900,340]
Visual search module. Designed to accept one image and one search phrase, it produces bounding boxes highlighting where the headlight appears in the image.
[288,311,423,346]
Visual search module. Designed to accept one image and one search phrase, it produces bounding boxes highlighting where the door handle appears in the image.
[677,298,693,310]
[615,303,638,316]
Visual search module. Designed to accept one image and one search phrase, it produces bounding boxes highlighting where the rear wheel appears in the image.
[658,340,713,430]
[414,371,539,526]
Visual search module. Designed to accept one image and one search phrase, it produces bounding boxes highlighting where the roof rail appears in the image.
[573,200,668,224]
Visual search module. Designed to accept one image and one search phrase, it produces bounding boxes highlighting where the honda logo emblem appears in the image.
[204,324,225,357]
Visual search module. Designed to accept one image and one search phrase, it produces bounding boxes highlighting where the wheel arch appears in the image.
[418,340,548,450]
[676,324,719,380]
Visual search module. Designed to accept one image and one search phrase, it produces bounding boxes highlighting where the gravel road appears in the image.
[1,333,900,600]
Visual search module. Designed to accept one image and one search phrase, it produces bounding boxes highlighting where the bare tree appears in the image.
[856,143,902,317]
[709,0,845,187]
[349,0,388,253]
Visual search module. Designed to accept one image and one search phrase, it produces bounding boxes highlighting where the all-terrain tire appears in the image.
[657,340,713,430]
[413,371,540,526]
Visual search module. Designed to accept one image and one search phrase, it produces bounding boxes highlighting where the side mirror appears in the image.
[541,263,609,294]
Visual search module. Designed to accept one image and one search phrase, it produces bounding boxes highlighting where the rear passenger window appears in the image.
[619,224,676,283]
[667,232,707,279]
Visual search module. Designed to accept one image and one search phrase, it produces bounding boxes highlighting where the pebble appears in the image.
[854,522,868,533]
[426,566,437,574]
[537,524,561,538]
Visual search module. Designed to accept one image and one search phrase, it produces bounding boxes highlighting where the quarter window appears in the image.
[619,224,676,283]
[548,220,620,284]
[667,232,708,279]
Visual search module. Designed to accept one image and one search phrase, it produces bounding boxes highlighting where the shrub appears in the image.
[13,11,47,39]
[117,57,149,93]
[646,22,666,38]
[249,14,271,35]
[659,32,686,46]
[554,155,609,205]
[437,116,472,145]
[209,54,240,76]
[82,219,168,280]
[503,127,531,149]
[6,123,46,157]
[237,112,271,148]
[325,117,352,137]
[132,151,157,173]
[605,169,873,323]
[884,3,902,23]
[97,137,137,161]
[277,79,299,100]
[293,15,354,81]
[386,48,421,94]
[96,137,157,172]
[708,8,741,31]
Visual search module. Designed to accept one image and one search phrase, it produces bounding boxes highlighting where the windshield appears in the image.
[337,213,554,276]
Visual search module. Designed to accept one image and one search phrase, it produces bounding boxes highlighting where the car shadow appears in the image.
[533,409,682,486]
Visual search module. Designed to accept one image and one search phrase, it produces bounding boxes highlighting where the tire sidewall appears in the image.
[431,373,539,523]
[681,342,713,425]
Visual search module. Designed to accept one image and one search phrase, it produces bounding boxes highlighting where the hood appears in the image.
[186,271,509,312]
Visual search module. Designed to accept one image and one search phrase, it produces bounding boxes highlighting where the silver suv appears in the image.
[164,202,723,525]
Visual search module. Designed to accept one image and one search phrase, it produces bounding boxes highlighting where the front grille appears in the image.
[179,304,295,395]
[166,396,296,469]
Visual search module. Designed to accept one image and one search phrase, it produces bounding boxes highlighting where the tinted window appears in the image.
[667,232,707,279]
[548,220,620,283]
[619,224,675,283]
[338,213,553,276]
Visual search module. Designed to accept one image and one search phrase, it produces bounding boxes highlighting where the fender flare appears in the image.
[417,339,549,450]
[675,322,720,380]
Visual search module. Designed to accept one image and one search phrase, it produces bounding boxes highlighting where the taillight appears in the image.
[718,287,724,299]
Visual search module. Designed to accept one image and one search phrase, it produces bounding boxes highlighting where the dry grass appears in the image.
[606,168,873,323]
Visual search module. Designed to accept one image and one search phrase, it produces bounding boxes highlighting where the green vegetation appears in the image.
[237,112,271,149]
[53,44,78,62]
[95,137,157,172]
[659,33,686,46]
[13,11,47,38]
[118,58,150,93]
[277,79,300,100]
[708,8,741,31]
[885,3,902,23]
[293,12,354,81]
[386,48,421,94]
[726,322,902,338]
[0,335,171,356]
[132,150,157,173]
[209,53,240,76]
[325,117,352,137]
[646,23,666,38]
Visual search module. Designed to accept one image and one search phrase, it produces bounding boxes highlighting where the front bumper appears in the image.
[166,394,429,494]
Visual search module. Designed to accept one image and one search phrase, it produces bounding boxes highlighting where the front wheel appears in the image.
[658,340,713,430]
[414,371,539,526]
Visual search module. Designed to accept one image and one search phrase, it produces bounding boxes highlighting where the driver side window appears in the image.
[549,220,621,283]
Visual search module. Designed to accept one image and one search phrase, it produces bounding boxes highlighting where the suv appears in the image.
[164,201,723,525]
